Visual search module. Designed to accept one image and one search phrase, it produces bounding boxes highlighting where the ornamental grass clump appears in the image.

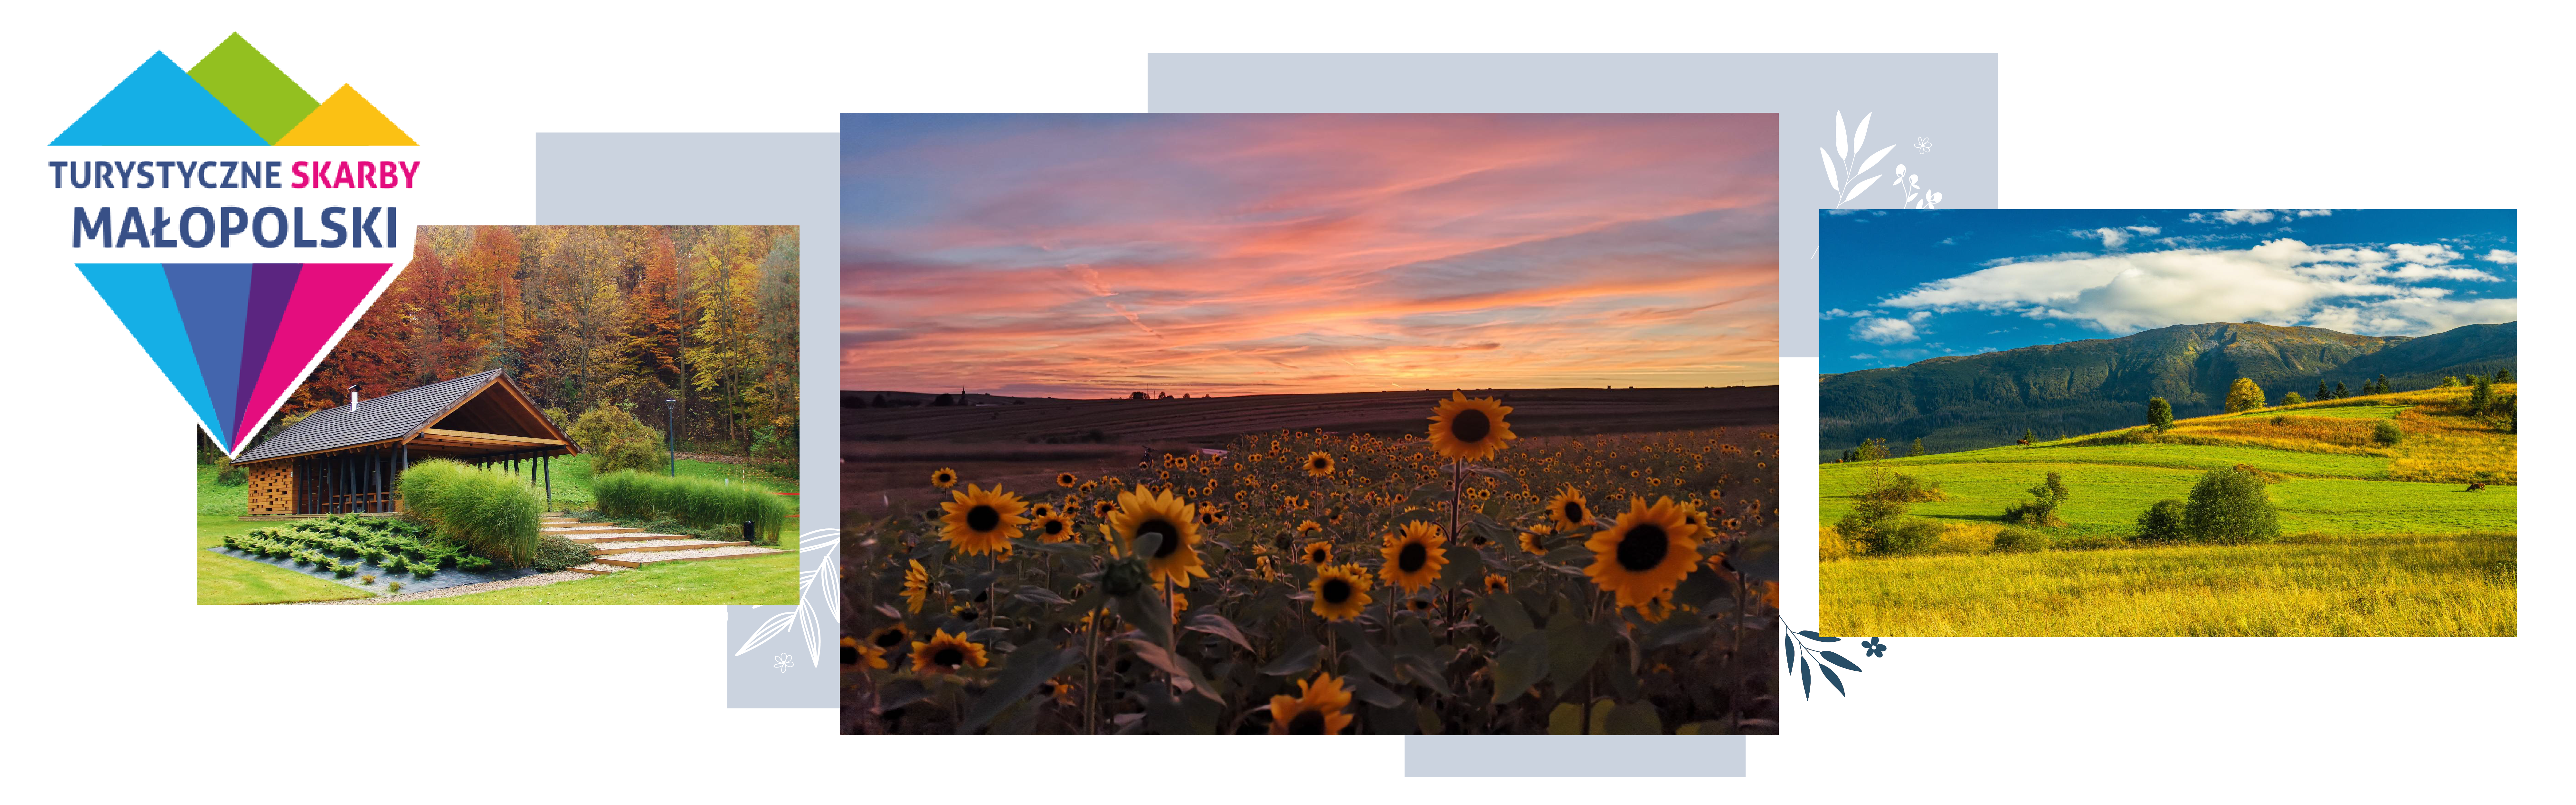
[396,459,543,568]
[591,470,790,543]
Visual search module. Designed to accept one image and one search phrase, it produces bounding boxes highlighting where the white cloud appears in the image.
[2216,209,2276,224]
[1821,308,1867,319]
[2483,249,2518,264]
[1873,238,2515,336]
[2081,225,2163,249]
[1851,317,1921,344]
[2127,225,2162,236]
[2294,209,2333,217]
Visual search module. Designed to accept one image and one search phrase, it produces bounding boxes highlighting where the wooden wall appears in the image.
[246,461,294,515]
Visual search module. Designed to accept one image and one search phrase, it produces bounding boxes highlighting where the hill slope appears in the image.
[1820,321,2514,456]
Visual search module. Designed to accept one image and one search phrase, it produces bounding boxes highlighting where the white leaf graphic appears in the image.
[1855,144,1896,177]
[1843,174,1884,204]
[1833,111,1849,160]
[1852,113,1873,160]
[735,610,797,656]
[1818,147,1841,192]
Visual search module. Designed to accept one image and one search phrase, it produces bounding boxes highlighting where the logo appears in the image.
[53,33,413,146]
[80,263,397,454]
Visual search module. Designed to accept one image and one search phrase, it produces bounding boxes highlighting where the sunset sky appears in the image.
[841,113,1778,397]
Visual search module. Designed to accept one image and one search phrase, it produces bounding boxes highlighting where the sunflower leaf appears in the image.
[1490,634,1549,703]
[1122,639,1224,703]
[1478,595,1536,640]
[956,640,1079,734]
[1606,701,1663,735]
[1346,673,1405,709]
[1547,702,1585,735]
[1183,611,1255,653]
[1340,631,1399,683]
[1259,638,1322,676]
[1544,618,1616,690]
[1011,585,1070,607]
[1116,587,1172,647]
[1436,543,1485,588]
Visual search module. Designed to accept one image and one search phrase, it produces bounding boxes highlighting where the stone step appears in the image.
[565,563,623,575]
[593,545,784,569]
[555,529,680,544]
[590,539,750,556]
[542,525,642,537]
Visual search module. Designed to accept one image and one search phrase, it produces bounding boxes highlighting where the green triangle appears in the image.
[186,33,317,145]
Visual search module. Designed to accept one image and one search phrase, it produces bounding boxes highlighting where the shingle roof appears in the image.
[235,369,506,463]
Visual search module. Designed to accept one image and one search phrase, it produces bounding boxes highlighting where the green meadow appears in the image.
[1822,386,2516,637]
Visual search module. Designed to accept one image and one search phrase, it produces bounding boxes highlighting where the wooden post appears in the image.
[542,455,552,503]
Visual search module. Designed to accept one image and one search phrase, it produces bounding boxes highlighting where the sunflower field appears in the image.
[843,392,1780,735]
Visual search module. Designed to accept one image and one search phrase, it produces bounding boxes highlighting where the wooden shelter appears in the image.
[234,369,578,516]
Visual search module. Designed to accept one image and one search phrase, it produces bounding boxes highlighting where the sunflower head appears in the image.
[1269,672,1356,735]
[841,636,887,669]
[1109,484,1208,588]
[1305,451,1337,478]
[1302,541,1335,565]
[1029,502,1055,519]
[930,467,958,489]
[1092,499,1118,520]
[938,483,1028,557]
[1309,563,1374,621]
[1426,391,1517,461]
[1033,513,1075,543]
[1583,496,1706,607]
[1519,523,1554,555]
[1296,519,1324,534]
[1056,472,1078,488]
[909,629,989,675]
[1036,677,1078,706]
[1377,520,1448,594]
[1483,573,1511,595]
[901,559,932,613]
[1548,486,1593,531]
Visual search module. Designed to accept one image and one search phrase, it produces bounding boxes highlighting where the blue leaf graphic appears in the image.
[1821,650,1862,672]
[1822,663,1845,696]
[1784,634,1795,670]
[1798,630,1842,643]
[1799,657,1812,699]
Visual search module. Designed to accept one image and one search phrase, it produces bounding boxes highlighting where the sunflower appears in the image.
[1296,519,1324,535]
[950,603,982,624]
[1302,541,1336,565]
[1519,523,1554,555]
[1377,520,1448,594]
[1547,486,1593,531]
[1033,513,1075,543]
[867,624,912,650]
[1309,564,1373,621]
[930,467,958,489]
[1483,573,1511,594]
[901,559,931,613]
[1092,499,1118,520]
[1759,580,1780,609]
[1030,502,1056,519]
[841,636,886,669]
[1036,677,1078,706]
[909,629,989,675]
[1269,673,1357,735]
[1583,496,1705,607]
[1305,451,1337,478]
[1056,472,1078,488]
[1426,391,1517,461]
[1107,485,1208,588]
[938,484,1028,557]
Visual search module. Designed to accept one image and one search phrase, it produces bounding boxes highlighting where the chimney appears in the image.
[349,384,361,407]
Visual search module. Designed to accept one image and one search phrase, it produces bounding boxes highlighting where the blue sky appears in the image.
[1818,209,2518,374]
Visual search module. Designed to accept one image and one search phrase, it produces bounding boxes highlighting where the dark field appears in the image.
[843,386,1776,516]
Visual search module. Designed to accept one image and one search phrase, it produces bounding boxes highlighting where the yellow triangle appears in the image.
[274,84,416,146]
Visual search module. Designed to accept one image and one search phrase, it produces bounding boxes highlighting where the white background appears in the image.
[0,1,2558,801]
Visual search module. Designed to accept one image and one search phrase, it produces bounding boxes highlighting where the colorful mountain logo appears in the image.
[79,263,396,454]
[53,33,414,146]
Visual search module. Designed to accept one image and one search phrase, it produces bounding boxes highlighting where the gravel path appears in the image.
[295,570,592,604]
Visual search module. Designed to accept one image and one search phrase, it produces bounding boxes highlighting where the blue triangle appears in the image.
[52,52,268,146]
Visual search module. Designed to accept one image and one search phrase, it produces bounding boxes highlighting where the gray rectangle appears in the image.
[1146,52,1999,359]
[1403,735,1747,777]
[535,132,839,708]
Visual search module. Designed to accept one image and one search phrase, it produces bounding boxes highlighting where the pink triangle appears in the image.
[234,263,395,448]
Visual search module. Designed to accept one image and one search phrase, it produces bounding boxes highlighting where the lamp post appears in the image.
[664,399,679,477]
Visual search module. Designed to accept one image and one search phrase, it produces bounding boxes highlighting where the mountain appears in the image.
[1819,321,2515,458]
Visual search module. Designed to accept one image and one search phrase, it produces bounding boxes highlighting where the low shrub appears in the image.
[397,459,542,568]
[2133,498,2188,543]
[592,470,789,543]
[1859,471,1946,503]
[567,402,671,476]
[531,535,595,573]
[1990,527,2049,553]
[2002,472,2072,526]
[410,563,438,579]
[360,574,377,585]
[387,581,403,593]
[2373,419,2403,446]
[2184,466,2280,544]
[213,456,248,486]
[457,555,493,572]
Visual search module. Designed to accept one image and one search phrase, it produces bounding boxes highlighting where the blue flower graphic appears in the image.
[1863,638,1887,658]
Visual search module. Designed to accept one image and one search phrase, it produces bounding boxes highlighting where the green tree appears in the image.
[2468,373,2495,414]
[2183,467,2279,544]
[2495,368,2513,384]
[2441,376,2460,387]
[2373,419,2402,446]
[567,401,671,475]
[2373,374,2389,395]
[2318,379,2332,400]
[2134,498,2187,542]
[2281,391,2306,405]
[2146,396,2174,431]
[1854,437,1889,462]
[2224,377,2266,413]
[1906,437,1926,457]
[2334,381,2348,399]
[2003,471,2073,526]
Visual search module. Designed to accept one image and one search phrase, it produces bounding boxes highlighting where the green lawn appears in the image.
[195,457,801,605]
[1823,533,2517,637]
[1822,461,2517,538]
[1864,442,2392,478]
